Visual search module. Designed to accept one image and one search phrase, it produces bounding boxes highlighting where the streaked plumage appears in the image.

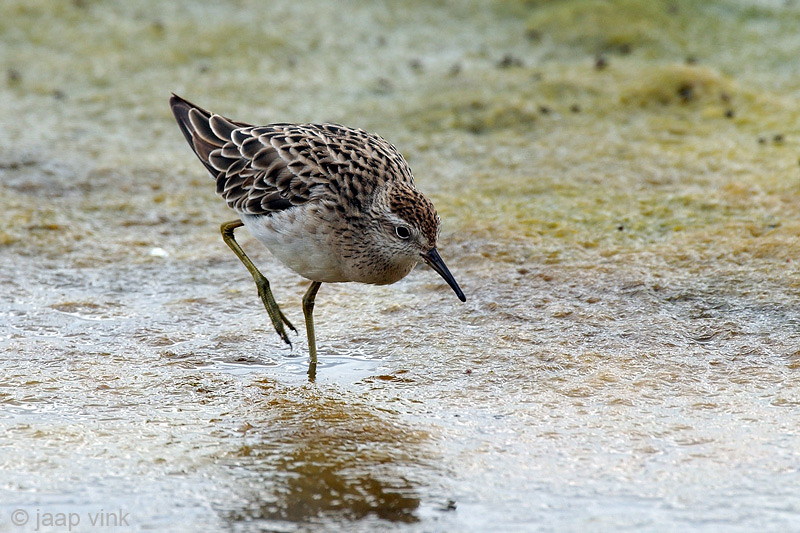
[169,94,465,370]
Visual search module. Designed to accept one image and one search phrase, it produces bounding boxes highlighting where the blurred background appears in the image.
[1,1,799,531]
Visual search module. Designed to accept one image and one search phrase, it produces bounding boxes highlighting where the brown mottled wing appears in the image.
[170,93,290,213]
[169,93,414,215]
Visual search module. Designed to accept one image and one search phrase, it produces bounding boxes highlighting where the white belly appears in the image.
[241,211,349,283]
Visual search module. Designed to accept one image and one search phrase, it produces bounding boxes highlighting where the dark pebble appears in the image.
[497,53,523,68]
[375,77,392,93]
[594,55,608,70]
[677,83,694,102]
[525,29,542,42]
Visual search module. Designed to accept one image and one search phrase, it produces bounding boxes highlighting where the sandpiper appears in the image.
[169,94,465,371]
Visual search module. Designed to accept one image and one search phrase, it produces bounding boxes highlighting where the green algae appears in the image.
[1,0,797,297]
[524,0,800,79]
[386,1,800,281]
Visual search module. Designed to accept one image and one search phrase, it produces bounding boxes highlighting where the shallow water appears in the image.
[2,0,800,531]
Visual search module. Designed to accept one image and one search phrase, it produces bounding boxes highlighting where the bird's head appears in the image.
[372,183,466,302]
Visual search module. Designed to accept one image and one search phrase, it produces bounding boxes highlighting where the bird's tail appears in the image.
[169,93,244,177]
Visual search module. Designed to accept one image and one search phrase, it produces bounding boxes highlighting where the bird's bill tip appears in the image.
[422,248,466,302]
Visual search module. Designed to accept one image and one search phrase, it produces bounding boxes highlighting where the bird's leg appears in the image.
[220,220,296,346]
[302,281,322,366]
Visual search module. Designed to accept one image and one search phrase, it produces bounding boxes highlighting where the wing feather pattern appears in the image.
[169,93,415,216]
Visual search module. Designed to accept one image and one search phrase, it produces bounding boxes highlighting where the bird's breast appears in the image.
[241,210,349,283]
[240,209,417,285]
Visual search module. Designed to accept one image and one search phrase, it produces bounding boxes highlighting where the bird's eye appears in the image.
[395,225,411,239]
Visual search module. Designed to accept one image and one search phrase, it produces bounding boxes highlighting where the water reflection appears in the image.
[209,349,386,386]
[216,379,429,527]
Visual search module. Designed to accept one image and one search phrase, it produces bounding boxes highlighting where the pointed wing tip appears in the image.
[169,93,205,117]
[169,94,192,124]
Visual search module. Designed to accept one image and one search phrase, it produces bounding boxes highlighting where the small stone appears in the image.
[677,83,694,102]
[7,68,21,84]
[525,29,542,42]
[497,53,523,68]
[594,55,608,70]
[375,77,393,93]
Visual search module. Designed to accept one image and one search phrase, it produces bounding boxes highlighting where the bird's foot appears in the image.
[254,274,297,346]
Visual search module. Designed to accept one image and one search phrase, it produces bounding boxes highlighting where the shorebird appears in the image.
[169,94,465,372]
